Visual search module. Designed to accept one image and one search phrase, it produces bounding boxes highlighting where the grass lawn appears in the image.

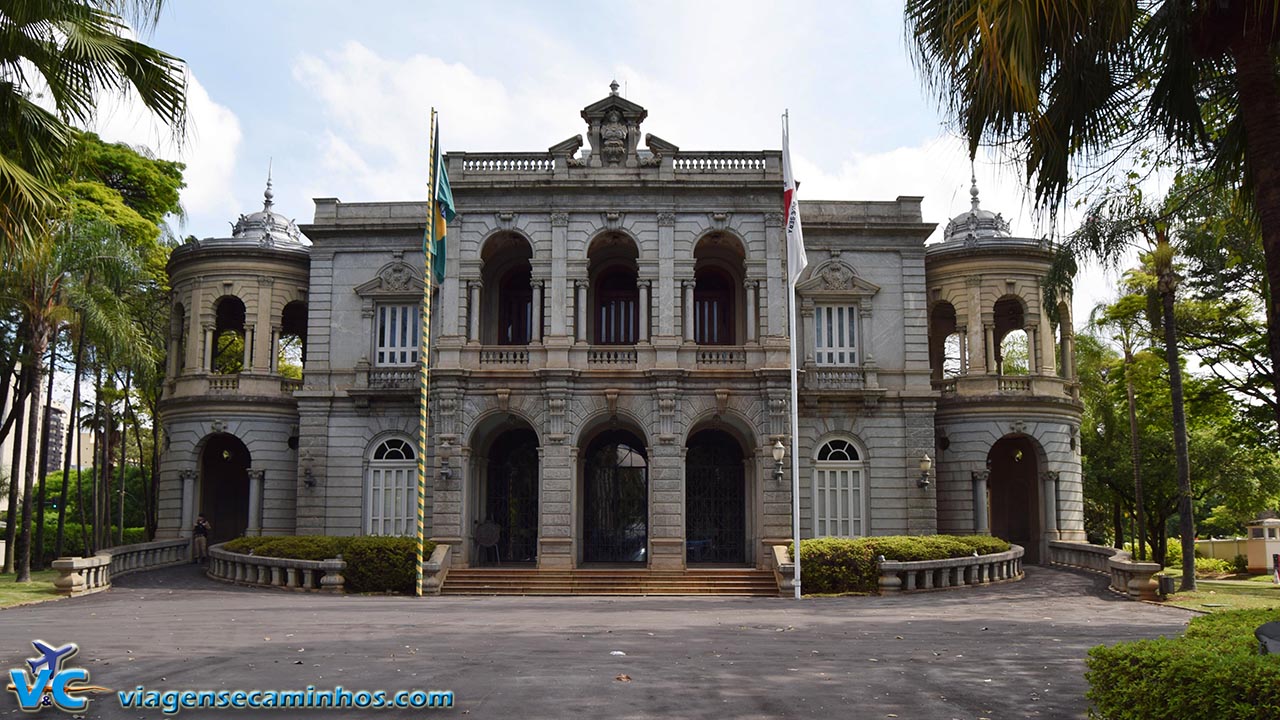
[1161,573,1280,613]
[0,570,61,608]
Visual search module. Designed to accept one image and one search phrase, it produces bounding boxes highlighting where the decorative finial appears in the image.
[263,159,274,212]
[969,167,980,211]
[609,79,620,96]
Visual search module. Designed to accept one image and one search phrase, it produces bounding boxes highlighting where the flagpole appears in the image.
[785,110,802,601]
[416,108,438,597]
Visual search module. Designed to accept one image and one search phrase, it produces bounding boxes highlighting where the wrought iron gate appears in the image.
[685,431,746,564]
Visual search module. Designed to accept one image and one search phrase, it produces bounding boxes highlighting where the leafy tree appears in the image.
[0,0,185,249]
[903,0,1280,437]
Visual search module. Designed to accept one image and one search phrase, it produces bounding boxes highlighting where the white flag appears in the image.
[782,118,807,284]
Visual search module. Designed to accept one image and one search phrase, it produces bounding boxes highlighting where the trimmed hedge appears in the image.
[41,525,147,564]
[219,535,437,595]
[1087,609,1280,720]
[1194,557,1233,578]
[344,537,436,594]
[792,535,1014,595]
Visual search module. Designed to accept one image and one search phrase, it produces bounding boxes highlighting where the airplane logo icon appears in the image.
[26,641,77,675]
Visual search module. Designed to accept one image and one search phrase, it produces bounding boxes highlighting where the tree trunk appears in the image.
[1160,280,1196,592]
[56,325,87,558]
[1232,33,1280,436]
[91,363,102,554]
[1124,349,1146,561]
[33,335,57,569]
[3,364,29,574]
[116,370,130,545]
[1111,496,1125,549]
[15,327,49,582]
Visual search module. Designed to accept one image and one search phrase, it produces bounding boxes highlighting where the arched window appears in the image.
[595,267,638,345]
[172,303,186,372]
[813,438,867,537]
[694,266,734,345]
[280,300,308,378]
[212,295,246,374]
[497,266,533,345]
[367,438,417,536]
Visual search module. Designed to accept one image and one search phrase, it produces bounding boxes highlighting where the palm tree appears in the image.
[0,0,186,249]
[0,219,148,581]
[1054,183,1198,589]
[903,1,1280,433]
[1092,295,1150,562]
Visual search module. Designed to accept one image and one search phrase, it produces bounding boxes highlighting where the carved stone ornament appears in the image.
[818,262,856,290]
[382,263,415,292]
[657,212,676,227]
[551,212,570,227]
[210,419,227,434]
[971,469,991,483]
[600,110,628,165]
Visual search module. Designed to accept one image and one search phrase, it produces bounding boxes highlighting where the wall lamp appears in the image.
[772,440,786,481]
[917,453,933,489]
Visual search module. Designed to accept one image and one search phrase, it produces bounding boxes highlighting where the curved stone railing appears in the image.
[878,545,1024,592]
[421,544,453,595]
[208,544,345,592]
[53,538,191,597]
[1047,541,1160,600]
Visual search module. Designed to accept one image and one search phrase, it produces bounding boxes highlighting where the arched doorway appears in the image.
[582,429,648,563]
[482,428,540,563]
[685,429,746,564]
[987,435,1042,562]
[199,434,250,543]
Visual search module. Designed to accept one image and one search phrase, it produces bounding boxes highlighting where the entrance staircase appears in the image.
[441,567,778,596]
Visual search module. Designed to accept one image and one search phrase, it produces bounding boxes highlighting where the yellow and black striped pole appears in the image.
[416,109,438,597]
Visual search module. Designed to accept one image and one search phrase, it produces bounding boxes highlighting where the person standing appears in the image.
[193,515,211,563]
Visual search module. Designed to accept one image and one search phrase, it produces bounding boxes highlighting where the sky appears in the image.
[88,0,1118,327]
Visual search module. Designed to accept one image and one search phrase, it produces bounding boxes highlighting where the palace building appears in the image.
[155,86,1086,575]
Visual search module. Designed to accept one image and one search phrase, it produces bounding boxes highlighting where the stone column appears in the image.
[247,469,264,536]
[531,280,544,343]
[800,299,816,363]
[638,280,651,342]
[269,326,281,373]
[242,324,255,372]
[468,281,482,343]
[255,277,273,370]
[1042,471,1059,539]
[745,280,758,343]
[957,326,968,374]
[575,280,589,344]
[966,277,986,373]
[1026,325,1039,374]
[682,280,695,342]
[972,470,990,534]
[657,213,676,336]
[984,324,996,373]
[538,443,575,569]
[859,305,874,365]
[180,470,196,538]
[186,284,203,372]
[550,213,570,337]
[202,324,214,371]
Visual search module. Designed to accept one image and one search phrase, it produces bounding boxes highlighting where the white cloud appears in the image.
[88,72,242,226]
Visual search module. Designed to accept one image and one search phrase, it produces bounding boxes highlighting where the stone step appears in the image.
[441,568,778,596]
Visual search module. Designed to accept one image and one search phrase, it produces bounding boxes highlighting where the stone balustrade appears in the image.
[672,152,769,171]
[771,545,796,597]
[460,153,556,173]
[696,348,747,366]
[878,545,1024,592]
[479,348,530,365]
[208,544,345,592]
[587,347,638,365]
[1047,541,1161,600]
[53,538,190,597]
[420,544,453,595]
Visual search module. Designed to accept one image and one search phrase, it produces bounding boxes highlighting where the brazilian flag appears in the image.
[428,121,455,282]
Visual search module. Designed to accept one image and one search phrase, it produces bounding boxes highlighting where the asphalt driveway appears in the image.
[0,564,1190,719]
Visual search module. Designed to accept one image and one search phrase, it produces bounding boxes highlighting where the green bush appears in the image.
[40,524,147,563]
[1195,557,1234,578]
[952,535,1013,555]
[1086,609,1280,720]
[1124,539,1183,567]
[221,536,278,555]
[221,534,436,595]
[1233,554,1250,575]
[793,534,1014,595]
[248,535,349,561]
[343,536,436,594]
[793,537,878,595]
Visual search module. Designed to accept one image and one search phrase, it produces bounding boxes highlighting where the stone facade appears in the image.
[156,89,1084,569]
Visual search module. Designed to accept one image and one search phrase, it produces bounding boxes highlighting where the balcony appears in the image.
[801,363,884,405]
[162,372,304,406]
[934,373,1082,406]
[367,367,417,390]
[696,348,747,367]
[587,347,638,366]
[479,348,530,366]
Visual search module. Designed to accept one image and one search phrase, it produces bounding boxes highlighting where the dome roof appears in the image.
[229,176,304,246]
[941,175,1012,244]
